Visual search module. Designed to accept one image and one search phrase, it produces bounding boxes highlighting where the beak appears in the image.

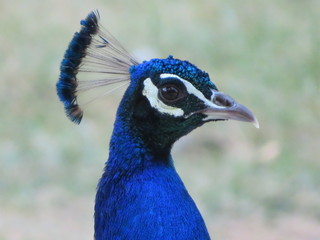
[201,91,259,128]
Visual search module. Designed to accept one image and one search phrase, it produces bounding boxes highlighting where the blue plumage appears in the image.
[94,74,211,238]
[57,11,258,240]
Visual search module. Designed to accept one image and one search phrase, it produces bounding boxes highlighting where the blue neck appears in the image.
[94,95,210,240]
[105,113,172,173]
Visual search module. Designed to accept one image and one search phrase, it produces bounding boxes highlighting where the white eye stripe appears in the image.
[160,73,224,109]
[142,74,225,118]
[142,78,184,117]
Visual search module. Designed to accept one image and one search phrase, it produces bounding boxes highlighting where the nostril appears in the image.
[214,94,234,107]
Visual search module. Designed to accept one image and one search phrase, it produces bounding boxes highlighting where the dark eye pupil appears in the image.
[161,86,179,101]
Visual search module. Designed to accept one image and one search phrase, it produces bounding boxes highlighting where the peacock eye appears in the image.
[158,84,186,103]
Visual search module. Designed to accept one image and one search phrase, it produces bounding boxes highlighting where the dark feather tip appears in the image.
[66,104,83,124]
[57,10,100,124]
[80,10,100,35]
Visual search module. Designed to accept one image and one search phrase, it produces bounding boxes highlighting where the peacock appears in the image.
[57,11,258,240]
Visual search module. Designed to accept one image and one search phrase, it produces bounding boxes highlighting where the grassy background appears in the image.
[1,0,320,239]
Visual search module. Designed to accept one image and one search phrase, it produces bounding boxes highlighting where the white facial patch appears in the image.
[143,74,227,119]
[160,73,225,110]
[142,78,184,117]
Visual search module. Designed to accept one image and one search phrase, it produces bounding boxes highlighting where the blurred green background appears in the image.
[1,0,320,239]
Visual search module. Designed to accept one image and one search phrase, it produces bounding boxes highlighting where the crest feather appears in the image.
[57,10,139,124]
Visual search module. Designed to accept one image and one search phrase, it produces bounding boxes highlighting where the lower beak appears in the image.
[201,91,259,128]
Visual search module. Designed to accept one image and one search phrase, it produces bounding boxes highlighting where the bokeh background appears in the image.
[1,0,320,239]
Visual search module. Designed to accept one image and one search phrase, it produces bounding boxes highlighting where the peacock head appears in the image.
[57,11,258,151]
[118,56,258,150]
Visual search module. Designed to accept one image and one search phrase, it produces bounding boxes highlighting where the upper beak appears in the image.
[201,91,259,128]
